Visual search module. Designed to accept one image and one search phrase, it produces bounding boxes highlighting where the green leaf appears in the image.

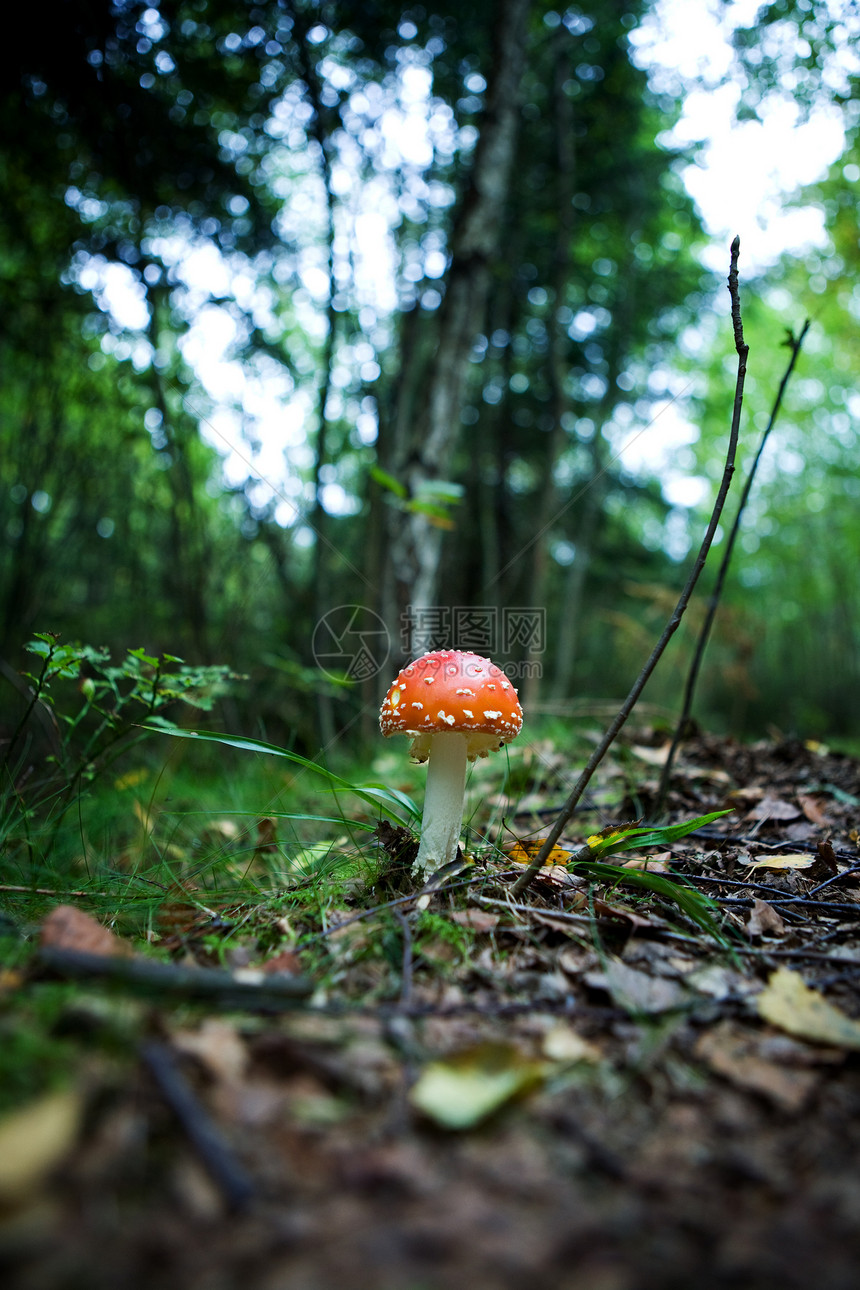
[410,1042,544,1129]
[140,726,420,826]
[369,465,408,499]
[586,810,732,858]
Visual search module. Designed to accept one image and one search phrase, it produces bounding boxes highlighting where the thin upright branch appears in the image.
[510,238,749,898]
[656,318,811,809]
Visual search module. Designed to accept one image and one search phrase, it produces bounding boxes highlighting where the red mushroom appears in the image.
[379,648,523,877]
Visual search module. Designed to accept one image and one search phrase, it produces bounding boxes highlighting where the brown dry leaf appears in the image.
[728,785,766,805]
[0,1090,84,1204]
[745,853,815,872]
[745,898,786,939]
[261,949,304,975]
[620,851,671,873]
[797,794,831,827]
[254,816,279,856]
[449,908,500,933]
[757,968,860,1050]
[585,958,687,1014]
[591,898,656,929]
[535,866,588,891]
[747,796,802,822]
[172,1020,249,1084]
[695,1021,819,1112]
[40,905,129,958]
[155,901,207,938]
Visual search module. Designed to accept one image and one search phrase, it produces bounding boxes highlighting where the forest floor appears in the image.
[3,731,860,1290]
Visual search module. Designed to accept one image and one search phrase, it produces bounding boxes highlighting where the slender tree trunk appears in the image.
[148,296,210,660]
[384,0,532,657]
[294,11,341,749]
[522,26,576,709]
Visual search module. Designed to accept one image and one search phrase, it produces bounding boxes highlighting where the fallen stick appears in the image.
[37,947,313,1008]
[142,1040,255,1211]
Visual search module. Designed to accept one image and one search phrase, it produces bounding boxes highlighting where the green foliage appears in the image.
[0,0,855,745]
[584,810,733,859]
[2,635,241,861]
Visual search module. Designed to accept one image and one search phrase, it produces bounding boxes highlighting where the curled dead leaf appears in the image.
[745,898,786,939]
[40,905,130,958]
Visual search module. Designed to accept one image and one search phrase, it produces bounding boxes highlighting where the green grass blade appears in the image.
[140,725,419,826]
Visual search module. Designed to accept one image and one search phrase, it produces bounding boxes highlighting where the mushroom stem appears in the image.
[415,732,469,877]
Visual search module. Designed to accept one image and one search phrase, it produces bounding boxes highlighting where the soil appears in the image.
[3,733,860,1290]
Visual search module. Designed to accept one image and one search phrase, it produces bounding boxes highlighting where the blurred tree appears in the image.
[2,0,854,747]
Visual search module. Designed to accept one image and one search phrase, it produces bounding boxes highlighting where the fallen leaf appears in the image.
[630,743,670,766]
[745,898,786,939]
[410,1042,544,1130]
[541,1023,601,1064]
[591,898,656,929]
[261,949,304,975]
[797,794,831,827]
[747,796,802,822]
[745,853,814,872]
[815,838,838,875]
[254,816,279,856]
[0,1090,83,1204]
[448,908,500,933]
[172,1020,248,1084]
[620,851,671,873]
[757,968,860,1050]
[695,1022,818,1112]
[687,964,759,1001]
[507,840,571,867]
[585,959,688,1014]
[40,905,129,957]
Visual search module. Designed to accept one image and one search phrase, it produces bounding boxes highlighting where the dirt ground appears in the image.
[3,734,860,1290]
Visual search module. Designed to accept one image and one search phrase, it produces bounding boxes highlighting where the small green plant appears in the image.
[2,633,241,859]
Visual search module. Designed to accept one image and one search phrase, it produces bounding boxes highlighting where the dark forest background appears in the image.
[2,0,858,754]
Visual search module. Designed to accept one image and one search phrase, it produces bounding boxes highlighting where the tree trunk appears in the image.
[383,0,531,659]
[522,26,576,710]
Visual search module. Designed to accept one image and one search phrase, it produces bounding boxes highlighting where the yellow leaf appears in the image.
[507,840,571,867]
[745,854,814,871]
[410,1042,544,1129]
[541,1023,601,1064]
[757,968,860,1050]
[0,1090,83,1204]
[113,768,150,791]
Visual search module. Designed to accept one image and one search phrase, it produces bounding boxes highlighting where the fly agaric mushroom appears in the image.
[379,648,523,877]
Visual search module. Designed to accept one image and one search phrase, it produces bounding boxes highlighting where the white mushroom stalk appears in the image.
[379,649,524,881]
[414,732,469,876]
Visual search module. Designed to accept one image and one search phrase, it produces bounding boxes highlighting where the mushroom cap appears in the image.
[379,648,523,763]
